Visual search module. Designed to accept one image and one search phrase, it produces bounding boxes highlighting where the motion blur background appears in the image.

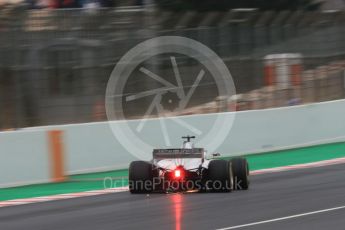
[1,0,345,129]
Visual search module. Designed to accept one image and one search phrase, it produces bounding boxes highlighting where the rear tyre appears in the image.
[129,161,153,193]
[205,160,233,192]
[231,157,249,190]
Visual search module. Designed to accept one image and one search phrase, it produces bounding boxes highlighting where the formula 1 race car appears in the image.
[129,136,249,193]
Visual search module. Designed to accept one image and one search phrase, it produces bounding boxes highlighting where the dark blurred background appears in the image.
[0,0,345,129]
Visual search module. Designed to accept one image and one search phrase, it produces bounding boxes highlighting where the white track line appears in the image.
[1,157,345,208]
[0,187,128,208]
[216,205,345,230]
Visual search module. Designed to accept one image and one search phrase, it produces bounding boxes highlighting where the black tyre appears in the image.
[231,157,249,190]
[129,161,153,193]
[205,160,233,192]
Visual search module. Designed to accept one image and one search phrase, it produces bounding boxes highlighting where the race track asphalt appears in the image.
[1,163,345,230]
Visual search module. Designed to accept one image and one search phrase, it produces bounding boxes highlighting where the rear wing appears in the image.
[153,148,204,159]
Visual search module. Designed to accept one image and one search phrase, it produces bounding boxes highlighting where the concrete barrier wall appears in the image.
[1,99,345,188]
[0,130,50,188]
[220,100,345,155]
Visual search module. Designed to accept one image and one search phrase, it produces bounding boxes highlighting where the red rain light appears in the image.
[174,169,181,178]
